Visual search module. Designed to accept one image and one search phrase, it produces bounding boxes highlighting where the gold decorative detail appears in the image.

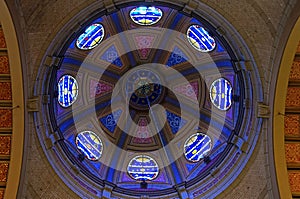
[0,29,6,48]
[0,136,11,155]
[286,87,300,107]
[0,163,9,182]
[288,171,300,192]
[0,110,12,128]
[0,190,4,198]
[285,143,300,164]
[284,115,300,137]
[289,61,300,80]
[0,56,9,74]
[0,82,12,100]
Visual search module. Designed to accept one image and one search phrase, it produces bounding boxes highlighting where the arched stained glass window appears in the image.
[75,131,103,161]
[127,155,159,181]
[187,25,216,52]
[209,78,233,110]
[130,6,163,25]
[57,75,78,107]
[76,23,105,50]
[184,133,212,162]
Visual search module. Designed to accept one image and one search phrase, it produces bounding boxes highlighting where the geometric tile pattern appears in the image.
[0,163,9,182]
[174,80,199,101]
[288,171,300,193]
[99,109,122,133]
[131,117,153,144]
[286,87,300,107]
[166,110,187,134]
[0,82,12,100]
[284,115,300,137]
[89,79,113,98]
[134,35,155,60]
[0,110,12,128]
[0,56,9,74]
[0,29,6,48]
[0,190,4,198]
[289,61,300,80]
[166,46,188,67]
[101,45,123,67]
[0,136,11,155]
[285,143,300,164]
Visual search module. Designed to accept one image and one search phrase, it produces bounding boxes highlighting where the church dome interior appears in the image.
[35,2,261,198]
[0,0,300,198]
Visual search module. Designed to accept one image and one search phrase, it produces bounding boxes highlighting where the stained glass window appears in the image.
[76,23,105,50]
[127,155,159,181]
[130,6,163,25]
[187,25,216,52]
[209,78,232,110]
[57,75,78,107]
[75,131,103,161]
[184,133,212,162]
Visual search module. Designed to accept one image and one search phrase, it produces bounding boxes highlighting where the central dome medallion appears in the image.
[125,68,165,110]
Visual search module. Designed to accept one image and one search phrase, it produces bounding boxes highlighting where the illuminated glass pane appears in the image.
[127,155,159,181]
[184,133,212,162]
[209,78,232,110]
[76,23,105,50]
[130,6,163,25]
[75,131,103,161]
[187,25,216,52]
[57,75,78,107]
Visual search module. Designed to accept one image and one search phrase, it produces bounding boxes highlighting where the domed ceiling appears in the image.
[36,2,261,198]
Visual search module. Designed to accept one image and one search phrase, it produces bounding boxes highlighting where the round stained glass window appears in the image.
[76,23,105,50]
[127,155,159,181]
[75,131,103,161]
[57,75,78,107]
[187,25,216,52]
[130,6,163,25]
[210,78,233,111]
[184,133,212,162]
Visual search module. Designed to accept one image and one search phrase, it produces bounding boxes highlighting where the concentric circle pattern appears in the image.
[126,69,164,110]
[40,3,258,198]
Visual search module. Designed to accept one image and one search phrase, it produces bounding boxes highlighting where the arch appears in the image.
[273,16,300,199]
[0,1,25,199]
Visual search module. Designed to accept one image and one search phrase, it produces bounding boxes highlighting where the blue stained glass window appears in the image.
[187,25,216,52]
[130,6,163,25]
[75,131,103,161]
[184,133,212,162]
[209,78,233,111]
[127,155,159,181]
[76,23,105,50]
[57,75,78,107]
